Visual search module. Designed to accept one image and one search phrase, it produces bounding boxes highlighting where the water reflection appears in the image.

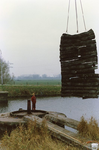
[0,97,99,123]
[0,102,8,113]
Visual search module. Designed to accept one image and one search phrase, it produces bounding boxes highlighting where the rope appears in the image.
[75,0,79,33]
[80,0,86,31]
[66,0,70,33]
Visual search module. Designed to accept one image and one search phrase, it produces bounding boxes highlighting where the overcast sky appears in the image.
[0,0,99,77]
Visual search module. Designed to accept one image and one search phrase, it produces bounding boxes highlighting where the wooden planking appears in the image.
[61,94,98,98]
[44,113,79,130]
[61,29,95,40]
[61,87,98,91]
[61,63,97,71]
[60,29,99,98]
[62,78,99,83]
[24,115,91,149]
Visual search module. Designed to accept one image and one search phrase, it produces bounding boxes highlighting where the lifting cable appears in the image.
[66,0,70,33]
[66,0,86,33]
[80,0,86,31]
[75,0,79,33]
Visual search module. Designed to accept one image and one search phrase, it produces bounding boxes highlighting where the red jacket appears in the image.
[31,96,36,103]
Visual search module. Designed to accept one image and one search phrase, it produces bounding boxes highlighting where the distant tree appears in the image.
[0,58,14,84]
[42,74,47,79]
[32,74,41,79]
[55,74,61,79]
[15,74,61,80]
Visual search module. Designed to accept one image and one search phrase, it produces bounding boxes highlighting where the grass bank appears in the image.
[1,120,79,150]
[1,85,61,98]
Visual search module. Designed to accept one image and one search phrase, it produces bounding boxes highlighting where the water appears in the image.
[0,96,99,123]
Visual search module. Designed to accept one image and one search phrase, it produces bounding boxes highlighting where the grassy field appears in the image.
[1,80,61,97]
[12,79,61,86]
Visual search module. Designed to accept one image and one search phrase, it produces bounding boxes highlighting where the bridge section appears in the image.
[60,29,99,98]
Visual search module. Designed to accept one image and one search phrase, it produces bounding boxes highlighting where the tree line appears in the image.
[15,74,61,80]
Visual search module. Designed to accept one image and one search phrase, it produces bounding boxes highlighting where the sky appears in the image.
[0,0,99,77]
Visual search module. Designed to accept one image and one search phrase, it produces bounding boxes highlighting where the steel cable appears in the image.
[75,0,79,33]
[66,0,70,33]
[80,0,87,31]
[66,0,86,33]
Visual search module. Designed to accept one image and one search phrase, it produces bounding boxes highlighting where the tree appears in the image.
[0,58,14,84]
[42,74,47,79]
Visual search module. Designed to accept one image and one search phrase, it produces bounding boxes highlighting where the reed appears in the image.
[1,85,61,97]
[1,120,79,150]
[77,116,99,140]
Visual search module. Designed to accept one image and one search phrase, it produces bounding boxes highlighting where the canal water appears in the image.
[0,96,99,123]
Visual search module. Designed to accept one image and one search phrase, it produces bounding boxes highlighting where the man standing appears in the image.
[31,93,36,110]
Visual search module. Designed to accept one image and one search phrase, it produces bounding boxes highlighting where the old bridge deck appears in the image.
[0,111,94,150]
[24,115,92,150]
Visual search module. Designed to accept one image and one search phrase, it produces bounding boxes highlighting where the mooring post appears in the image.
[27,100,31,114]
